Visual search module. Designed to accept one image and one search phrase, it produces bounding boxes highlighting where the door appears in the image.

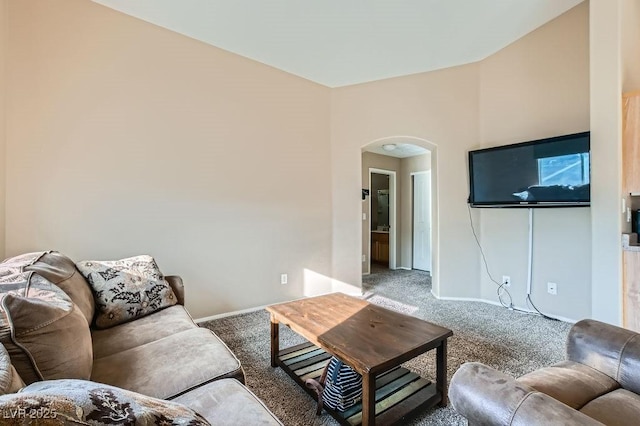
[413,172,431,271]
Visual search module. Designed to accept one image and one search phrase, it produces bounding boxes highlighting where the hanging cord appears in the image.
[467,204,548,317]
[467,204,513,309]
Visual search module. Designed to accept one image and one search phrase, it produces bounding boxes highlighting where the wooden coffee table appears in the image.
[266,292,453,426]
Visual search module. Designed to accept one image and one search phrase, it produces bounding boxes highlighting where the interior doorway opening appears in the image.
[368,169,396,272]
[360,136,438,291]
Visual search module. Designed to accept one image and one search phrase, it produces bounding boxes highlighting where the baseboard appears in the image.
[396,267,412,271]
[196,291,577,324]
[194,304,268,324]
[431,292,577,324]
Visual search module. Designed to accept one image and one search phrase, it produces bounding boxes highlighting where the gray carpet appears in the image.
[201,266,572,425]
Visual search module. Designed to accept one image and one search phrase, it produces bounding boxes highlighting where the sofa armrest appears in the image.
[165,275,185,305]
[449,363,604,426]
[567,319,640,393]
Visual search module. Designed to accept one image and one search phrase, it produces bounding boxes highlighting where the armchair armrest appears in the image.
[165,275,185,306]
[449,362,604,426]
[567,319,640,393]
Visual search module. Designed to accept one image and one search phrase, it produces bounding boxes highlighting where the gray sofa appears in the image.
[449,319,640,426]
[0,251,282,425]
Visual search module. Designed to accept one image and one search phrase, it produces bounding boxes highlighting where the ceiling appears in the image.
[364,142,428,159]
[92,0,584,88]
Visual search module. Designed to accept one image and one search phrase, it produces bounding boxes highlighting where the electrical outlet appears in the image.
[280,274,288,285]
[363,213,367,220]
[502,276,511,287]
[547,282,557,295]
[362,254,366,262]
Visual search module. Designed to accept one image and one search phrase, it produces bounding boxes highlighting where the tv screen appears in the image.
[468,131,590,207]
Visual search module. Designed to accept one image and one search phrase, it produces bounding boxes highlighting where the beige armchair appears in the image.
[449,319,640,425]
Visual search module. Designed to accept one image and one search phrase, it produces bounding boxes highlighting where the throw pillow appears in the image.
[0,379,210,425]
[0,273,93,385]
[24,251,96,326]
[76,255,177,329]
[0,252,45,280]
[0,250,97,326]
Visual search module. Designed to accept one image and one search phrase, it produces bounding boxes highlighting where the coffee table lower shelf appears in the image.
[277,342,440,426]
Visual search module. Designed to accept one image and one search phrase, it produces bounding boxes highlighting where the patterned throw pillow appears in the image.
[0,379,210,425]
[76,255,177,329]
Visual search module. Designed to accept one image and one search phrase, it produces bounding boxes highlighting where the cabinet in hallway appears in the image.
[371,232,389,266]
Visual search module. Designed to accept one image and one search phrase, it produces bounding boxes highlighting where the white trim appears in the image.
[431,291,578,323]
[362,272,371,276]
[194,304,267,324]
[367,171,372,275]
[397,266,412,271]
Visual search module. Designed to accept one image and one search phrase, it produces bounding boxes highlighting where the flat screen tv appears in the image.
[468,131,590,207]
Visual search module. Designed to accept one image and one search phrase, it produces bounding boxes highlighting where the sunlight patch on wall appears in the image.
[303,268,361,298]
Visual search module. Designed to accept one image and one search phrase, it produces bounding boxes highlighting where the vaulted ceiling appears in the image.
[92,0,584,88]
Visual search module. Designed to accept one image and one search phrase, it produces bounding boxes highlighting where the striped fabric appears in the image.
[322,357,362,412]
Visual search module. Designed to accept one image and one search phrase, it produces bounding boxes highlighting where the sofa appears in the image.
[0,251,282,425]
[449,319,640,426]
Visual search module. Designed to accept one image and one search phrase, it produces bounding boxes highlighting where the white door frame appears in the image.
[368,168,397,272]
[411,171,431,271]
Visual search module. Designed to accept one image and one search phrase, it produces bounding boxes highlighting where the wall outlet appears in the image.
[280,274,288,285]
[363,213,367,220]
[362,254,366,262]
[502,276,511,287]
[547,282,557,295]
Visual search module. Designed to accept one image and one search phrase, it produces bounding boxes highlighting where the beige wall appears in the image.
[591,0,623,325]
[361,152,400,274]
[0,0,5,260]
[331,64,481,300]
[622,0,640,92]
[333,2,592,320]
[478,3,591,320]
[399,153,431,270]
[5,0,331,318]
[2,0,627,322]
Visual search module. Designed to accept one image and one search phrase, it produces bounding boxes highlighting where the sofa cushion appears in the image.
[92,305,196,359]
[0,273,92,384]
[76,255,177,329]
[90,328,244,399]
[173,379,283,425]
[23,251,95,325]
[2,379,210,425]
[579,388,640,426]
[517,360,620,409]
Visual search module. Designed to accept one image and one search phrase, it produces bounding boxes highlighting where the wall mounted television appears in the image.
[468,131,590,208]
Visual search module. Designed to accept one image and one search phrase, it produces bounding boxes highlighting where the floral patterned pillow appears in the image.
[0,379,210,425]
[76,255,177,329]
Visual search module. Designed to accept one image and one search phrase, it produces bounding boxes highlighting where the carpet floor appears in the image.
[201,266,572,425]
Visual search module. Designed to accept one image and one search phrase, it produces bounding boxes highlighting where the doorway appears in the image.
[368,168,396,273]
[412,171,432,272]
[360,137,438,293]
